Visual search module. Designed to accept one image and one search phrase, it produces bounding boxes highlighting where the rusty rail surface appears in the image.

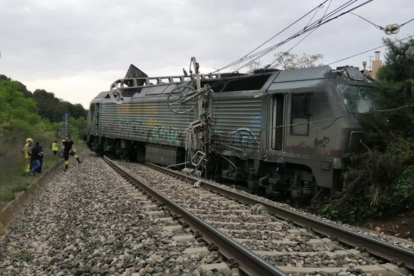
[146,162,414,271]
[103,156,288,276]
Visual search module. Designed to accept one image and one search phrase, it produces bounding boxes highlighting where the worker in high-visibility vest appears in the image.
[51,140,59,156]
[21,138,33,173]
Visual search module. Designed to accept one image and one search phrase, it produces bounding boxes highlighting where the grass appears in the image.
[0,140,87,211]
[0,188,15,202]
[9,182,30,193]
[4,250,33,262]
[19,251,33,262]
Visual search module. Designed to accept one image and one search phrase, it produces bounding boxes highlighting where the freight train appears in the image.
[86,63,374,198]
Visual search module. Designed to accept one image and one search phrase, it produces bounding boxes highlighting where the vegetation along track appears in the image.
[104,156,414,276]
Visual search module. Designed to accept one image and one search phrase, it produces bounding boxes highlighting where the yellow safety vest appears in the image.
[52,142,58,151]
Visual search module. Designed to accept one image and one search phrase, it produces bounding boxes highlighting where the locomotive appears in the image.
[86,63,374,198]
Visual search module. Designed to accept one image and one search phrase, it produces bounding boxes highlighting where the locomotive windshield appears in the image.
[337,84,375,113]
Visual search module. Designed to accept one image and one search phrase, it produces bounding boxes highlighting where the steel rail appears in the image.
[103,156,288,276]
[146,162,414,271]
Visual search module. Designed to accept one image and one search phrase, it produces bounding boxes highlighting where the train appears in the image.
[86,63,375,199]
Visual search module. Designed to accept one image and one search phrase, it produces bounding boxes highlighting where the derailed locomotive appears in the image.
[86,64,374,198]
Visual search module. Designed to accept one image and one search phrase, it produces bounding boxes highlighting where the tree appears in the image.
[246,60,261,74]
[272,52,323,70]
[0,78,41,131]
[31,89,87,123]
[320,38,414,222]
[376,38,414,82]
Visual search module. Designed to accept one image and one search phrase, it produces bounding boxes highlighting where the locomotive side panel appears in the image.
[98,96,194,147]
[211,91,263,160]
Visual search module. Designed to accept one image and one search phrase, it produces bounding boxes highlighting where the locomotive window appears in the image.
[222,75,271,92]
[338,85,375,113]
[291,94,311,136]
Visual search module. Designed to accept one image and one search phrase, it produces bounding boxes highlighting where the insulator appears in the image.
[384,23,400,35]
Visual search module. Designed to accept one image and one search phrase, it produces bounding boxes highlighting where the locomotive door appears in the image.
[269,94,286,151]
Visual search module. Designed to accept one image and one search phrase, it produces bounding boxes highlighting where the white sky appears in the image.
[0,0,413,109]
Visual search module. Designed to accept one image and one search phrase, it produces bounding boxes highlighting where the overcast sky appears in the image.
[0,0,412,109]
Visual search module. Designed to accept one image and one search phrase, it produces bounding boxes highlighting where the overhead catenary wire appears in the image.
[269,0,332,68]
[350,12,414,32]
[238,0,373,71]
[215,0,361,73]
[326,35,414,65]
[401,17,414,27]
[218,0,330,73]
[233,0,363,70]
[233,0,374,72]
[349,12,383,30]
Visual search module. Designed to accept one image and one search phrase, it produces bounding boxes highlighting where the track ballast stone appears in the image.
[0,154,232,276]
[115,162,409,276]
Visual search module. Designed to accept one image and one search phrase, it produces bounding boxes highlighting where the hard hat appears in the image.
[26,138,33,143]
[62,140,65,142]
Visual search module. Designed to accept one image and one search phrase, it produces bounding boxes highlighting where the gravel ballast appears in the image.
[0,154,235,276]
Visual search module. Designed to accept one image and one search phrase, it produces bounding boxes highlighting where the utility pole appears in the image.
[191,57,211,179]
[65,114,68,137]
[167,57,212,179]
[192,57,202,110]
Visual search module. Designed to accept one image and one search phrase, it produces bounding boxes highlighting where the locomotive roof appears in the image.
[90,65,368,104]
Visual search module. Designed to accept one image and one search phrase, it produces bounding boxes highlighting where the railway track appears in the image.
[103,156,413,276]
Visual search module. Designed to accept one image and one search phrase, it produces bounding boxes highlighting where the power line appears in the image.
[243,1,329,58]
[269,0,332,68]
[350,13,414,32]
[216,0,360,73]
[216,0,330,73]
[401,17,414,27]
[234,0,373,72]
[326,35,414,65]
[236,0,371,71]
[350,12,383,30]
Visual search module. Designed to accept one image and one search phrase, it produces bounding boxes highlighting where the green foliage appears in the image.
[319,195,394,222]
[18,251,32,262]
[9,182,30,193]
[317,37,414,222]
[31,89,87,123]
[0,77,41,131]
[392,166,414,207]
[376,38,414,82]
[69,117,87,141]
[0,189,15,202]
[0,74,85,206]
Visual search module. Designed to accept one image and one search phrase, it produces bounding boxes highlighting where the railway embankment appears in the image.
[0,160,64,236]
[0,153,236,276]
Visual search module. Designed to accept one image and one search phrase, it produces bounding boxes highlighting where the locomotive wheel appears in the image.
[167,85,197,114]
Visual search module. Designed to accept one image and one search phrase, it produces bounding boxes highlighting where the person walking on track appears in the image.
[62,136,81,171]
